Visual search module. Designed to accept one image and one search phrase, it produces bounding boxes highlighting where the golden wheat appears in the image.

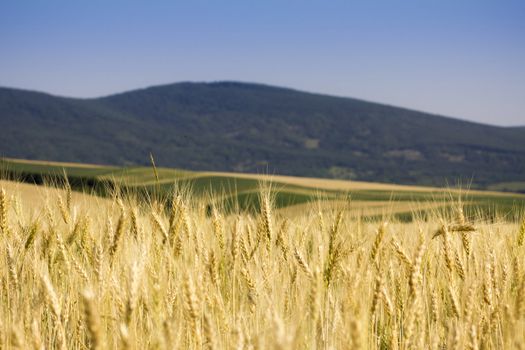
[0,181,523,349]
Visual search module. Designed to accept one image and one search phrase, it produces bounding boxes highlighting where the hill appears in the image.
[1,82,525,188]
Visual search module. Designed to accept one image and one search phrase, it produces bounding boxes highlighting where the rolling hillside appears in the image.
[1,82,525,188]
[2,158,524,220]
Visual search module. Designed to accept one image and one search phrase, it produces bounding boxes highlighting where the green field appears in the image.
[1,157,524,219]
[488,181,525,193]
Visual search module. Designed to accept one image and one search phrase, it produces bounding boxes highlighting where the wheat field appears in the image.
[0,180,524,350]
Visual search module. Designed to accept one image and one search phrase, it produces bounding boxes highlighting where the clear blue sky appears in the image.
[1,0,524,126]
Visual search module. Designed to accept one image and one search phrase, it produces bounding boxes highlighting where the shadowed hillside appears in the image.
[1,82,525,188]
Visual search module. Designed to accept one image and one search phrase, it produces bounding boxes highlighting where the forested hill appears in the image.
[1,82,524,188]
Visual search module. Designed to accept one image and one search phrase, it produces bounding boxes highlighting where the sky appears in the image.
[1,1,524,126]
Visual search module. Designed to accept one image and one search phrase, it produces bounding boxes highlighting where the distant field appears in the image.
[1,157,524,219]
[0,179,112,228]
[488,181,525,193]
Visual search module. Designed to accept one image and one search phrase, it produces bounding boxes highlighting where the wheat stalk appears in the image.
[82,289,103,350]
